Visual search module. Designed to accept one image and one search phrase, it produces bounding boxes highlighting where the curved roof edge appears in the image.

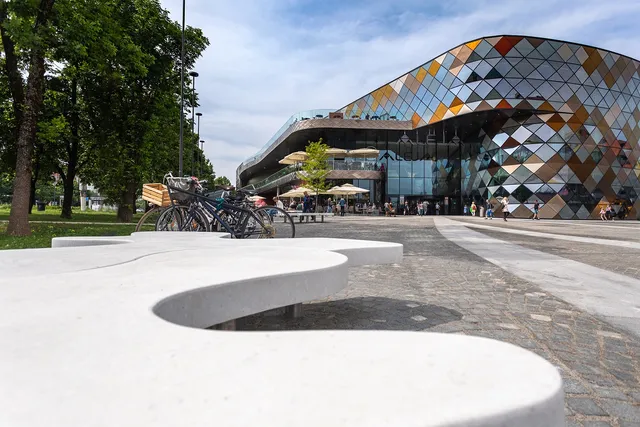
[335,34,640,112]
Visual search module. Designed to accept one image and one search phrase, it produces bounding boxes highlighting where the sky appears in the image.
[159,0,640,182]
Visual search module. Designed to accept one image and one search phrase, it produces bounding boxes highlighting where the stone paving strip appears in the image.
[452,216,640,243]
[448,218,640,249]
[435,217,640,338]
[240,218,640,426]
[467,228,640,281]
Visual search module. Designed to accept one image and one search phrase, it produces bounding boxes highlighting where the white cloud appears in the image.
[160,0,640,182]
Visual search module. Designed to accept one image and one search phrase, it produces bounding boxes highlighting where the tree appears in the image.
[81,0,208,222]
[2,0,57,235]
[297,139,329,212]
[213,176,231,188]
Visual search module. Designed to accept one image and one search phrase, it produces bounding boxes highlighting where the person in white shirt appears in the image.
[273,197,284,210]
[501,197,509,221]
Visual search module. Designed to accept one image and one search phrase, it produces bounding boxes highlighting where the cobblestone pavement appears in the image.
[237,217,640,426]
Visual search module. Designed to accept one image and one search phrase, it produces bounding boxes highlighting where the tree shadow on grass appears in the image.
[235,297,462,331]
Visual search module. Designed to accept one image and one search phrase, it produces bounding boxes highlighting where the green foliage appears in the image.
[298,139,330,195]
[1,0,213,227]
[213,176,231,187]
[0,221,139,250]
[0,173,13,203]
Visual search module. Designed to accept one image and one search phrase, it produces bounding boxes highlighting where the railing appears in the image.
[245,165,299,191]
[239,109,335,168]
[330,160,379,171]
[243,159,382,192]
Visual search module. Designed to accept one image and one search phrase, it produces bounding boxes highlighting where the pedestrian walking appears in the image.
[485,200,493,219]
[470,202,477,217]
[463,204,468,216]
[605,204,612,221]
[599,206,606,220]
[532,200,540,220]
[302,191,312,213]
[501,197,509,221]
[339,197,346,217]
[435,202,440,215]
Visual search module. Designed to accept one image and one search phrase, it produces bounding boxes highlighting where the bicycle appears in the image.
[158,177,295,238]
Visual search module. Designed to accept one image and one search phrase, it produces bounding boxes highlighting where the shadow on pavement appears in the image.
[235,297,463,331]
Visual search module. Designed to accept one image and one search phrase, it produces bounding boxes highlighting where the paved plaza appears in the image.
[238,216,640,426]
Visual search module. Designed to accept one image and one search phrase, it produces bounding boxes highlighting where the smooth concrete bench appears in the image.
[284,212,332,223]
[0,232,564,427]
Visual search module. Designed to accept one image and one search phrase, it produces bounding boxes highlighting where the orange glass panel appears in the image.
[465,39,482,50]
[428,61,441,76]
[416,67,427,83]
[450,104,463,115]
[434,102,448,119]
[411,112,421,128]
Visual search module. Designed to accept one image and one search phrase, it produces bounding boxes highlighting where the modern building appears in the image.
[237,35,640,219]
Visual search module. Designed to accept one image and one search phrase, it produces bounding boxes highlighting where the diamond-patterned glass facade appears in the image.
[338,35,640,219]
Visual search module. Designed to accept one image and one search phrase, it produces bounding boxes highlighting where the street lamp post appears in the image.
[200,140,205,177]
[189,71,199,176]
[179,0,186,176]
[196,112,202,176]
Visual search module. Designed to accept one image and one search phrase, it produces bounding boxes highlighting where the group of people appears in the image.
[277,192,348,216]
[463,198,537,222]
[599,204,626,221]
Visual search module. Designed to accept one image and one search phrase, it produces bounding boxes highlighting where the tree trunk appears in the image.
[0,1,25,128]
[5,0,56,236]
[117,182,137,223]
[61,173,75,219]
[61,77,79,220]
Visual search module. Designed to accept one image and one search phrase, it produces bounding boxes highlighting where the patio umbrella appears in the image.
[327,184,369,213]
[326,147,348,156]
[278,186,314,198]
[332,183,370,195]
[281,151,308,163]
[346,148,379,157]
[278,158,297,165]
[325,147,348,169]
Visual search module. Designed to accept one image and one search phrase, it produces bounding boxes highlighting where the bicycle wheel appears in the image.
[252,206,295,238]
[135,205,164,232]
[156,205,210,232]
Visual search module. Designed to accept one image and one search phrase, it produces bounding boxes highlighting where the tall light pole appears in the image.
[189,71,199,176]
[200,139,205,177]
[196,112,202,176]
[179,0,186,176]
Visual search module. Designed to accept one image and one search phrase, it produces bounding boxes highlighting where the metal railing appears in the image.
[244,165,299,191]
[330,160,379,171]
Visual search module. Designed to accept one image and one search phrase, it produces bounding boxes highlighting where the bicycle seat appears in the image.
[217,185,235,191]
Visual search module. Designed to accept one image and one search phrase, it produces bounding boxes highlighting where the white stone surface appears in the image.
[0,232,564,427]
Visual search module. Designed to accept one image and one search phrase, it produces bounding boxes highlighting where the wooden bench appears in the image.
[284,212,333,223]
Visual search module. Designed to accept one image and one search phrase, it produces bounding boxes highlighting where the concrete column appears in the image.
[80,182,87,211]
[214,319,236,330]
[284,303,303,318]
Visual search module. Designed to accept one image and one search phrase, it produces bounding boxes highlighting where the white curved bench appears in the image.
[0,232,564,427]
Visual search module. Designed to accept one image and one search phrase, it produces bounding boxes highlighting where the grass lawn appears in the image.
[0,222,145,250]
[0,205,144,223]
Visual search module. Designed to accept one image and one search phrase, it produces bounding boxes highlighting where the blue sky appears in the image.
[159,0,640,182]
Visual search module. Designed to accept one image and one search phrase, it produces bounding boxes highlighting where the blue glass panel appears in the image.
[400,178,412,195]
